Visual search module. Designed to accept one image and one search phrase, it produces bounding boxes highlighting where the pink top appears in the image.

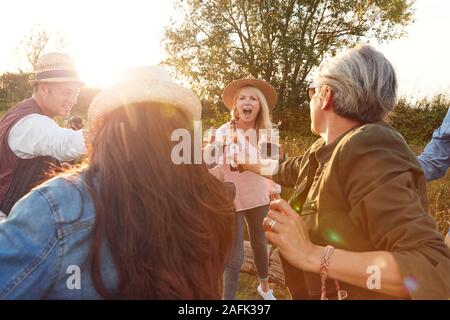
[211,122,281,211]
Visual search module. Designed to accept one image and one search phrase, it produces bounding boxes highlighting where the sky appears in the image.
[0,0,175,87]
[0,0,449,99]
[375,0,450,99]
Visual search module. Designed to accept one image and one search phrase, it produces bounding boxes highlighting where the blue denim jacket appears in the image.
[0,174,117,299]
[417,108,450,181]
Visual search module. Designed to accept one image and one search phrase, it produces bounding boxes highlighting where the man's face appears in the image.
[40,82,81,118]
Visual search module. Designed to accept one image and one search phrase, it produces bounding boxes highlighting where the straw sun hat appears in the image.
[29,52,84,85]
[222,75,278,110]
[87,66,202,127]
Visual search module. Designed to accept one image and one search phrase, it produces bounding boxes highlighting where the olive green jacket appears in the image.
[274,121,450,299]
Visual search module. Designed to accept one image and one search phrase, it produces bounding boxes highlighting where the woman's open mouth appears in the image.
[243,107,252,116]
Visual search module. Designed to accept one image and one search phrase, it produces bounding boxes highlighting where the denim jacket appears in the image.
[0,173,117,299]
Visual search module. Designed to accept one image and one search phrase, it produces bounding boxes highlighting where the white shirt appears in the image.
[8,114,86,161]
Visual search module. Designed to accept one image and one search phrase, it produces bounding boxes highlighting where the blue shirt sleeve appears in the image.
[0,189,60,299]
[417,108,450,181]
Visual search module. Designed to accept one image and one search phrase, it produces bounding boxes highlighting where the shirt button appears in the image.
[311,203,317,211]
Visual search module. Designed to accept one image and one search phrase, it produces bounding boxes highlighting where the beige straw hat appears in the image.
[29,52,84,85]
[222,75,278,110]
[88,66,202,128]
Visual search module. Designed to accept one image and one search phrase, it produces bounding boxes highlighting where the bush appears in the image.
[389,94,449,146]
[0,72,33,110]
[272,104,315,138]
[0,100,20,113]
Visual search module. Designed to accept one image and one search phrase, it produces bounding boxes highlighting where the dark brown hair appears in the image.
[85,102,235,299]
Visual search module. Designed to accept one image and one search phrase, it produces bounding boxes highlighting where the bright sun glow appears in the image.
[0,0,175,87]
[1,0,450,97]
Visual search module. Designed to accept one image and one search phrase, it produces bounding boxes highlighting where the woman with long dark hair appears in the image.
[0,66,235,299]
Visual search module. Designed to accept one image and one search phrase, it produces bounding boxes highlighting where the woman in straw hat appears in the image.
[209,75,281,300]
[0,66,235,299]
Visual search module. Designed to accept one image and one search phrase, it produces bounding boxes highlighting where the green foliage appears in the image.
[0,72,33,111]
[273,104,316,138]
[163,0,415,110]
[389,94,449,146]
[201,99,230,129]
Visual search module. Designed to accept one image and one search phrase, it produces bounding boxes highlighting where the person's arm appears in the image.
[239,158,280,177]
[243,139,325,186]
[0,189,60,299]
[240,155,302,188]
[8,114,86,161]
[417,108,450,181]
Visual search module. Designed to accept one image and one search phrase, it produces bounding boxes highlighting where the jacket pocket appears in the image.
[300,200,319,230]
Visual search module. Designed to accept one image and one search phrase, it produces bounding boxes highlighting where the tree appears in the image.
[17,25,68,72]
[163,0,415,109]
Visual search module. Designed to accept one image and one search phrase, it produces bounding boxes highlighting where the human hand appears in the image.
[67,116,84,130]
[263,199,321,272]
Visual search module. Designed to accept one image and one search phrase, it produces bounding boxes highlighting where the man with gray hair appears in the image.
[0,52,86,216]
[244,45,450,299]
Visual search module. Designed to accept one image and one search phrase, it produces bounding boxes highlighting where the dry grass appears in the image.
[235,272,291,300]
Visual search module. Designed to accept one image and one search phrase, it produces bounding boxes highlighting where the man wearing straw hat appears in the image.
[0,52,86,217]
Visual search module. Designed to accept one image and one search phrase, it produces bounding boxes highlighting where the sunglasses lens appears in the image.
[307,88,315,100]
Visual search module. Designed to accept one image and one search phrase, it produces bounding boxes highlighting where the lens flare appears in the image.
[403,276,418,293]
[326,229,342,244]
